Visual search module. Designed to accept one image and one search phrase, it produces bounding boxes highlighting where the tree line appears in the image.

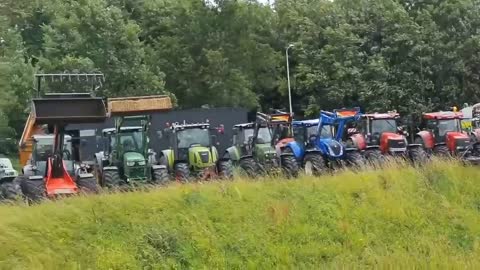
[1,0,480,153]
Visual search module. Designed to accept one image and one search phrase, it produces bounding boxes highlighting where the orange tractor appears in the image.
[413,110,480,164]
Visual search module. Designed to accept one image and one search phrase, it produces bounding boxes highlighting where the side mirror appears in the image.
[156,130,163,139]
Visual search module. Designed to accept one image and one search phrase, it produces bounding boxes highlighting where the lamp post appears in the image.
[286,44,294,115]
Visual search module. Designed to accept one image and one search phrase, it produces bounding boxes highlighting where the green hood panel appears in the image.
[189,146,217,168]
[124,152,145,161]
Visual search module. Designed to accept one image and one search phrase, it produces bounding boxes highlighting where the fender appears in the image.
[417,131,435,149]
[407,143,423,149]
[239,154,254,160]
[225,146,241,162]
[349,133,367,150]
[103,166,118,171]
[285,141,304,159]
[161,149,175,171]
[151,164,167,170]
[78,172,94,179]
[365,145,380,150]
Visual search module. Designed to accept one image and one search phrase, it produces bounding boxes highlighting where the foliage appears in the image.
[0,162,479,268]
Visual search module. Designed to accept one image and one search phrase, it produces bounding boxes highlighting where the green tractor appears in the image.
[225,112,299,178]
[159,121,233,181]
[95,115,169,187]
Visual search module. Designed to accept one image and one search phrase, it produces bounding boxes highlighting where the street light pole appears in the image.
[286,44,294,115]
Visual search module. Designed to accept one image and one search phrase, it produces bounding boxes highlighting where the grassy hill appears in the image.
[0,161,479,269]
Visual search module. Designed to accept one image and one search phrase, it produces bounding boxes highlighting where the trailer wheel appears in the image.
[409,147,428,164]
[19,176,46,203]
[174,163,190,183]
[0,180,22,201]
[346,151,365,169]
[303,153,326,176]
[153,168,170,185]
[218,160,234,180]
[281,155,299,178]
[433,145,450,157]
[103,170,122,188]
[77,177,100,194]
[239,157,258,178]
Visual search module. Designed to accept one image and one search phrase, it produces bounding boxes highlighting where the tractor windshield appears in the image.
[114,131,144,153]
[244,127,272,144]
[319,125,333,139]
[35,137,73,161]
[177,128,210,148]
[371,119,397,134]
[437,119,460,136]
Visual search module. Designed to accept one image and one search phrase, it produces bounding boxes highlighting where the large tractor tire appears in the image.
[281,155,299,178]
[152,168,170,185]
[303,153,326,176]
[365,149,385,167]
[409,147,428,164]
[174,163,190,183]
[0,180,22,201]
[239,157,258,178]
[218,160,234,180]
[103,170,122,188]
[19,176,46,203]
[346,151,365,169]
[433,145,450,157]
[77,177,100,194]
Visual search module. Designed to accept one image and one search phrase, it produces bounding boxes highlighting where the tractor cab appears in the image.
[232,123,272,155]
[292,119,333,147]
[26,134,75,177]
[359,112,408,154]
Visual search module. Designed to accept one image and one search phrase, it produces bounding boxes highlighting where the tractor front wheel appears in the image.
[433,145,450,157]
[303,153,326,176]
[77,177,100,194]
[174,163,190,183]
[239,157,258,178]
[103,170,122,188]
[19,176,46,203]
[281,155,299,178]
[365,149,384,167]
[153,168,170,185]
[0,180,22,201]
[218,160,234,180]
[346,151,365,169]
[409,147,428,164]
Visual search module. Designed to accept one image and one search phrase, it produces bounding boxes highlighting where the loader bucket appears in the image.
[108,95,172,116]
[32,95,107,125]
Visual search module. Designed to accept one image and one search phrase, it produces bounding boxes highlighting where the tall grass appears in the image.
[0,161,479,269]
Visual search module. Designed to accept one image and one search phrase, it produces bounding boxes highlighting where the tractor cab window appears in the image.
[177,128,210,148]
[370,119,397,134]
[118,131,144,153]
[437,119,460,136]
[34,138,73,161]
[244,127,271,144]
[319,125,333,139]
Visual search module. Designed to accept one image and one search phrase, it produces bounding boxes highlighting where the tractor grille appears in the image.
[388,139,406,149]
[129,167,146,180]
[198,151,210,163]
[455,139,470,149]
[328,141,342,156]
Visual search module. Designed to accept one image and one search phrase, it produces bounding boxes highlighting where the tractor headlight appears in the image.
[137,160,146,166]
[126,161,135,167]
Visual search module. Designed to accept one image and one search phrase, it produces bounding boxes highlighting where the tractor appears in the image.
[349,112,427,163]
[0,157,20,200]
[14,93,107,201]
[286,108,365,175]
[225,112,299,178]
[413,110,480,164]
[466,103,480,142]
[95,96,172,187]
[159,121,233,181]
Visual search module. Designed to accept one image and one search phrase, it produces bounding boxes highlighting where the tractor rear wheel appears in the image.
[346,151,365,169]
[0,180,22,201]
[218,160,234,179]
[281,155,299,178]
[303,153,326,176]
[77,177,100,194]
[433,145,450,157]
[103,170,122,188]
[365,149,384,167]
[174,163,190,183]
[409,147,428,164]
[153,168,170,185]
[19,176,46,203]
[239,157,258,178]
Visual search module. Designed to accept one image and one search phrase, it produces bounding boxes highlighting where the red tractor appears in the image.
[414,110,480,164]
[346,111,427,163]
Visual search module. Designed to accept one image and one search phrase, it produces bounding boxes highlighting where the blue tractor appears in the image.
[286,108,366,175]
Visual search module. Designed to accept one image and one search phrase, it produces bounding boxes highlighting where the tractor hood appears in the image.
[319,138,344,158]
[380,132,407,153]
[189,145,217,168]
[256,143,276,155]
[124,152,145,162]
[446,132,471,152]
